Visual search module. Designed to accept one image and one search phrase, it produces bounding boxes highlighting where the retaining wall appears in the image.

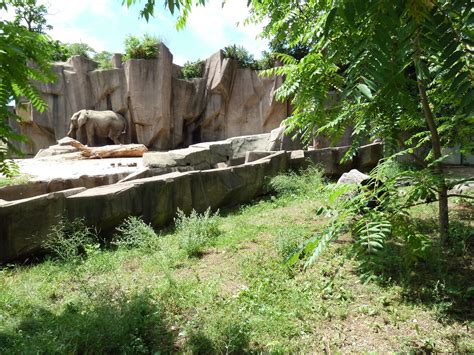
[0,142,382,263]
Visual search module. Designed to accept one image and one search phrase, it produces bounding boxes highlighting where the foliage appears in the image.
[274,227,307,260]
[113,216,160,250]
[254,50,277,71]
[65,42,96,59]
[93,51,113,69]
[223,44,257,69]
[8,0,51,32]
[48,39,70,62]
[0,0,54,176]
[123,34,160,60]
[175,208,220,257]
[250,0,473,241]
[180,59,204,79]
[43,218,99,261]
[122,0,207,29]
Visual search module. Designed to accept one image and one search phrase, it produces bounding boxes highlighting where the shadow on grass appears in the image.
[360,216,474,323]
[0,292,176,354]
[186,323,254,354]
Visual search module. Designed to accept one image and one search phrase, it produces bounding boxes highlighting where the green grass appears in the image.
[0,169,472,353]
[0,173,31,188]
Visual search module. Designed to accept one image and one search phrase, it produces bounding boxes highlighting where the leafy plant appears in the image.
[175,208,220,257]
[223,44,257,69]
[0,1,55,176]
[251,0,473,242]
[180,59,204,79]
[274,228,306,260]
[123,34,160,60]
[43,218,99,261]
[93,51,113,69]
[113,216,160,250]
[254,50,276,70]
[65,42,96,58]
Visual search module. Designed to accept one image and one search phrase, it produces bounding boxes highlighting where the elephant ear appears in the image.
[78,111,88,127]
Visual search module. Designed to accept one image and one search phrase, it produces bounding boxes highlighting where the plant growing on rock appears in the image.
[123,34,161,60]
[223,44,257,69]
[180,59,205,79]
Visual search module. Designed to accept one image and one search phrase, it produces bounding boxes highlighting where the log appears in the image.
[68,140,148,159]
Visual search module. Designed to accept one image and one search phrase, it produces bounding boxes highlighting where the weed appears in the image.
[175,208,220,257]
[112,216,160,250]
[274,228,306,260]
[42,218,99,261]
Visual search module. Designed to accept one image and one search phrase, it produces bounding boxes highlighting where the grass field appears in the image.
[0,169,472,353]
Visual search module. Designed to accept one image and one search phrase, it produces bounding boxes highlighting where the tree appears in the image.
[93,51,113,69]
[248,0,473,242]
[128,0,473,245]
[0,0,54,176]
[9,0,51,32]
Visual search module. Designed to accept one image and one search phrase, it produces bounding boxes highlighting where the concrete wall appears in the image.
[0,143,382,263]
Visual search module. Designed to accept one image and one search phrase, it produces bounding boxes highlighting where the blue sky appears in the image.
[3,0,268,65]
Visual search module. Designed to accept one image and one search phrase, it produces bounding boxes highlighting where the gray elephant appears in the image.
[67,109,126,146]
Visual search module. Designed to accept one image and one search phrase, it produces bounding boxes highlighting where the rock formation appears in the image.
[12,44,288,155]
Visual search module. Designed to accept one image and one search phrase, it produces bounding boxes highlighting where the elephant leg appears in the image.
[112,136,121,145]
[86,127,95,146]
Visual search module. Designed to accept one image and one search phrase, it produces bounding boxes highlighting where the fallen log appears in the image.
[68,140,148,158]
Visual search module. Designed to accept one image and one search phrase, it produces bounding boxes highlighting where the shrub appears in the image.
[254,50,276,70]
[223,44,257,69]
[180,59,204,79]
[175,208,220,257]
[112,216,160,250]
[123,34,160,60]
[43,218,99,261]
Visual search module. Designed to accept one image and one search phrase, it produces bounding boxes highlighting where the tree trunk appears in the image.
[416,76,449,242]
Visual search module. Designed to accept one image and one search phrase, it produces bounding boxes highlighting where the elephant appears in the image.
[67,109,126,146]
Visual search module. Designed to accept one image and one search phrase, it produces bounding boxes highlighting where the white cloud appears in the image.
[186,0,268,56]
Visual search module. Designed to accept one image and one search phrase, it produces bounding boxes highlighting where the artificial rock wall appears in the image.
[12,44,288,155]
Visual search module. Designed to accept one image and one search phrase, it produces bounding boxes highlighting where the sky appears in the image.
[2,0,268,65]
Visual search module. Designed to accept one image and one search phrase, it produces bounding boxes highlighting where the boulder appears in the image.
[266,125,303,151]
[190,140,232,165]
[143,146,211,169]
[227,133,271,159]
[337,169,370,184]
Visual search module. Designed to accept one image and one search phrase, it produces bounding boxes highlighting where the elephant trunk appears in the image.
[66,125,76,139]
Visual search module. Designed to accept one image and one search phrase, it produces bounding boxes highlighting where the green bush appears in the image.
[123,34,160,60]
[254,50,276,70]
[180,59,204,79]
[43,218,99,261]
[175,208,220,257]
[113,216,160,250]
[223,44,257,69]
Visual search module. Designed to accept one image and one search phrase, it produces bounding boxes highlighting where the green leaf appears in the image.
[357,83,373,100]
